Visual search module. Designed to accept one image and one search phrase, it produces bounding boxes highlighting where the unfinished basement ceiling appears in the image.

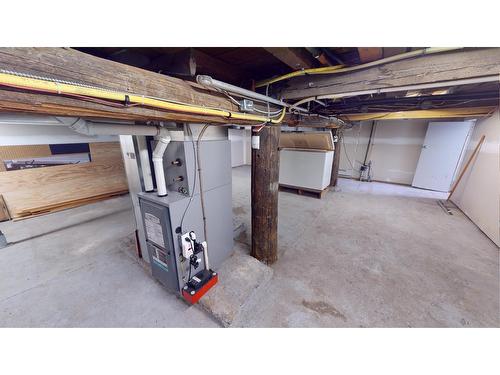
[75,47,418,84]
[74,47,500,118]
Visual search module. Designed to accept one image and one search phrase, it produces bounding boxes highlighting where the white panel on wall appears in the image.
[229,128,251,167]
[412,121,474,192]
[451,110,500,247]
[339,120,429,185]
[369,120,429,185]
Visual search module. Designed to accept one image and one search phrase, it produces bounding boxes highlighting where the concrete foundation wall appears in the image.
[451,110,500,247]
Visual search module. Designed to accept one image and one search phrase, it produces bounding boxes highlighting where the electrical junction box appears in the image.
[239,99,254,113]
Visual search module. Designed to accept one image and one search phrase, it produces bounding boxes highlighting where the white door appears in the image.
[412,121,474,192]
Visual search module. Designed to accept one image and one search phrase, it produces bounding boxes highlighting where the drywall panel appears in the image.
[412,121,474,191]
[229,128,245,167]
[339,120,428,184]
[229,128,251,167]
[369,120,428,185]
[244,129,251,165]
[338,122,373,179]
[451,110,500,247]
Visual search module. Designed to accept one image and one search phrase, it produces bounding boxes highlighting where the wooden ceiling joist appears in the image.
[0,47,254,124]
[340,106,497,121]
[0,48,344,128]
[357,47,383,63]
[281,48,500,100]
[147,48,249,84]
[264,47,317,70]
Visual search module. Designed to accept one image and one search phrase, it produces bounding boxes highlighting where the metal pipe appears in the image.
[196,74,308,113]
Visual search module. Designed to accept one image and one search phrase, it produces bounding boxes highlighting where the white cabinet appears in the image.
[278,131,335,191]
[279,149,334,191]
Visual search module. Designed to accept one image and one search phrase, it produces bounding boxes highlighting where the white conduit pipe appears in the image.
[196,74,309,113]
[70,118,171,197]
[152,135,171,197]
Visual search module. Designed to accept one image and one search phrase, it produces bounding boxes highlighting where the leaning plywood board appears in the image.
[0,142,128,219]
[0,144,52,172]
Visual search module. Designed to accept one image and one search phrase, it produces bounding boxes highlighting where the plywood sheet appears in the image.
[0,194,10,221]
[0,142,128,219]
[0,144,52,172]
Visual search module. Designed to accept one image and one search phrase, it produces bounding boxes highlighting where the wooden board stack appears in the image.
[0,142,129,220]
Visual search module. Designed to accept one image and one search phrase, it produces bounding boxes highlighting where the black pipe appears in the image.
[362,121,376,166]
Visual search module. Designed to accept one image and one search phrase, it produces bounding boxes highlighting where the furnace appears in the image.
[130,126,234,302]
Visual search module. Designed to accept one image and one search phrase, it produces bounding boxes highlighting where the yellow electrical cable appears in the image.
[256,47,462,88]
[256,64,345,87]
[0,71,286,124]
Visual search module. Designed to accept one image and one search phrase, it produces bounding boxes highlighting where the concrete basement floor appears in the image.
[232,166,499,327]
[0,196,219,327]
[0,166,498,327]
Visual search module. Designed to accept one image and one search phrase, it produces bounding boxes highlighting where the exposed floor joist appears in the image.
[264,48,317,70]
[0,48,338,128]
[281,48,500,100]
[340,106,497,121]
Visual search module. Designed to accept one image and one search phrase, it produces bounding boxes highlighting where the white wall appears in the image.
[340,119,428,184]
[451,110,500,247]
[0,123,118,146]
[228,128,251,167]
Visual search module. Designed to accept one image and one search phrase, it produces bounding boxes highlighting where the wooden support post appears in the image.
[251,125,280,264]
[330,129,341,187]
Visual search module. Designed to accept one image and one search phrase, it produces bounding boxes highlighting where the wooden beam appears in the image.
[0,48,253,124]
[251,125,280,264]
[147,48,196,77]
[283,114,341,128]
[264,47,317,70]
[0,89,239,124]
[190,49,249,84]
[329,129,341,187]
[281,48,500,100]
[357,47,383,63]
[148,48,249,84]
[340,106,497,121]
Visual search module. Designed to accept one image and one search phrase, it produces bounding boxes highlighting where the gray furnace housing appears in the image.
[138,138,233,293]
